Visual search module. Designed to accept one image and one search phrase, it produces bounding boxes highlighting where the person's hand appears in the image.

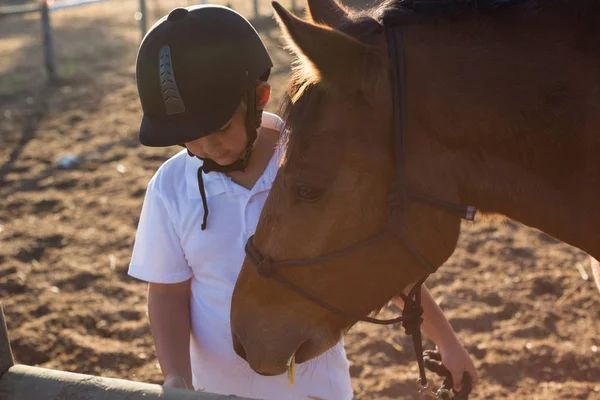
[436,336,479,392]
[163,373,188,390]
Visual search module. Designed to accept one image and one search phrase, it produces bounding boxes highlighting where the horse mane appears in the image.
[372,0,600,22]
[278,0,600,146]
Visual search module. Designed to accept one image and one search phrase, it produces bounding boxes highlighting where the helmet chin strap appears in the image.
[186,87,263,231]
[189,86,262,173]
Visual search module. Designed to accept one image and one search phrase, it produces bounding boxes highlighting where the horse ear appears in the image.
[306,0,349,27]
[272,2,374,91]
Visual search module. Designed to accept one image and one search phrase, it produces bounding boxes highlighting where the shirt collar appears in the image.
[185,154,228,200]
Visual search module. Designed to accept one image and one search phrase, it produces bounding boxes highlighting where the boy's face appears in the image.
[185,102,249,166]
[185,82,271,166]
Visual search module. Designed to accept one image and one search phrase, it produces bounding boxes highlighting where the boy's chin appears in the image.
[213,155,238,166]
[213,154,230,162]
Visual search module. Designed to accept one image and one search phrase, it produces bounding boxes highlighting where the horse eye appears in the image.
[295,183,323,202]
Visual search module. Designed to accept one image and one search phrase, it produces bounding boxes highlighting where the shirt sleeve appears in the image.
[128,179,193,283]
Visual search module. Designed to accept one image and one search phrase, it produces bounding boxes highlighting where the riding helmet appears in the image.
[135,5,273,147]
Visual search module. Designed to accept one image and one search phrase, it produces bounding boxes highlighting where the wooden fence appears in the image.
[0,304,253,400]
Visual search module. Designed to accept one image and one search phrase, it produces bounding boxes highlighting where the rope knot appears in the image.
[401,307,424,336]
[401,290,424,336]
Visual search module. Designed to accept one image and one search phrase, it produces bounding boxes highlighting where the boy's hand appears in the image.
[163,373,188,390]
[436,337,479,392]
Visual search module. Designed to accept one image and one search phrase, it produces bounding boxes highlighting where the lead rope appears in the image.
[400,280,428,387]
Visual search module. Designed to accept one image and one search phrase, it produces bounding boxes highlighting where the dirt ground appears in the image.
[1,1,599,399]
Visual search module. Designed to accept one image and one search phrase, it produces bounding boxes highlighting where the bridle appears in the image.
[244,14,476,400]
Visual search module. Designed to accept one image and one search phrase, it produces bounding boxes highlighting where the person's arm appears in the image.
[148,280,193,389]
[393,285,479,392]
[591,256,600,294]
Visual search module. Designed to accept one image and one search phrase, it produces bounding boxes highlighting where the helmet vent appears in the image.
[159,45,186,115]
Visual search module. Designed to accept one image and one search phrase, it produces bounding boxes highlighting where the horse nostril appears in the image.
[233,334,247,361]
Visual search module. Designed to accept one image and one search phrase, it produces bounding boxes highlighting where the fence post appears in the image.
[0,303,15,380]
[139,0,147,38]
[40,0,57,80]
[253,0,258,20]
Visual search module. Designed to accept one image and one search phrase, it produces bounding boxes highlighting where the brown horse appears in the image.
[230,0,600,376]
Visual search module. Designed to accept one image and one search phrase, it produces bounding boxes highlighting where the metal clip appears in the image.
[415,379,455,400]
[436,388,454,400]
[416,379,437,399]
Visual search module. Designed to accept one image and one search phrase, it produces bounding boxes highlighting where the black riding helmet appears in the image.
[136,5,273,231]
[135,5,273,158]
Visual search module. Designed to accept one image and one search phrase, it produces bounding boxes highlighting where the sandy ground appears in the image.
[1,1,599,399]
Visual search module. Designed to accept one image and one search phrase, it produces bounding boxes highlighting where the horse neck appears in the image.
[402,10,600,258]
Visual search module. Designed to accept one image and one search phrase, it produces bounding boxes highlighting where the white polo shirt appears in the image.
[129,113,353,400]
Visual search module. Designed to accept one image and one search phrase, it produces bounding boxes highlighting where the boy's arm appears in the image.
[392,285,478,392]
[591,256,600,294]
[148,280,193,389]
